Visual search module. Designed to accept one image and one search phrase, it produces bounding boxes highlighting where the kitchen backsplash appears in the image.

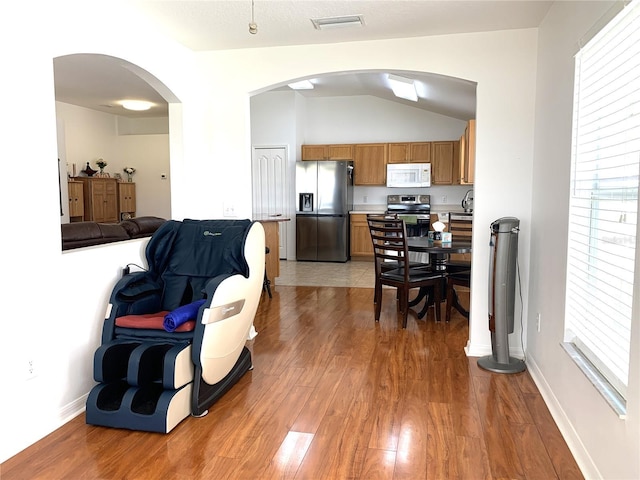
[354,184,472,208]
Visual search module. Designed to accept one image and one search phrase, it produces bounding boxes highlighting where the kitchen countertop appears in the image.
[253,214,291,222]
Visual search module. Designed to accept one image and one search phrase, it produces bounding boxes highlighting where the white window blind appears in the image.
[565,0,640,400]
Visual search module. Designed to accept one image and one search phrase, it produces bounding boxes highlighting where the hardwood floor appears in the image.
[1,285,583,479]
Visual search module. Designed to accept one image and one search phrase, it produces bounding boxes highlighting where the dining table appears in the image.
[406,237,473,320]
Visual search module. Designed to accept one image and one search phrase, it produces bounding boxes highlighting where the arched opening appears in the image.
[54,53,178,248]
[250,68,477,260]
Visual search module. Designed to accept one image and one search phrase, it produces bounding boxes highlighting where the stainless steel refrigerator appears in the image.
[296,161,353,262]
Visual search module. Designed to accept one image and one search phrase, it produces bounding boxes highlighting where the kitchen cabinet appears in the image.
[301,144,353,161]
[68,181,84,221]
[431,141,458,185]
[118,182,136,220]
[387,142,431,164]
[353,143,387,185]
[460,119,476,184]
[78,177,119,223]
[350,213,374,258]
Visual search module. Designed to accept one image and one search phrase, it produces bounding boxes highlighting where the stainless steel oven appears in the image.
[385,194,431,237]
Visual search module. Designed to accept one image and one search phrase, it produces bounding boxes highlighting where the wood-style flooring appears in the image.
[1,285,583,479]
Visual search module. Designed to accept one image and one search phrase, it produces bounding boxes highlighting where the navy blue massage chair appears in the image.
[85,219,265,433]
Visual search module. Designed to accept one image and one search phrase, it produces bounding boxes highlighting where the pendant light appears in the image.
[249,0,257,34]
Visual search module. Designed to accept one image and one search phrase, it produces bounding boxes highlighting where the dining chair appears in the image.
[446,212,472,320]
[445,269,471,322]
[366,214,430,306]
[367,216,445,328]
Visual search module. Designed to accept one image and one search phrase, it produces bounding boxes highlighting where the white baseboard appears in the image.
[526,356,601,480]
[60,393,88,424]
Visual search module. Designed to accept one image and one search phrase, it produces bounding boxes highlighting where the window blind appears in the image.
[565,0,640,399]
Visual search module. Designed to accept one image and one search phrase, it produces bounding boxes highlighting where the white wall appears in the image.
[528,2,639,479]
[56,102,171,220]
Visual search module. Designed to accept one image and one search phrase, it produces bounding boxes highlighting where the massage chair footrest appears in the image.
[85,381,193,433]
[94,340,193,389]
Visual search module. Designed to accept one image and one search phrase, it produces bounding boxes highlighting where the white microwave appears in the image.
[386,163,431,188]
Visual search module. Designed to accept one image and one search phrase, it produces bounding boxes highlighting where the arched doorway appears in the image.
[54,53,177,238]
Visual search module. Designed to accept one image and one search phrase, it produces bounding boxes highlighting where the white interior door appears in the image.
[252,146,288,259]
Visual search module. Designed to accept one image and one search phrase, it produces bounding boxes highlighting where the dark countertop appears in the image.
[253,214,291,223]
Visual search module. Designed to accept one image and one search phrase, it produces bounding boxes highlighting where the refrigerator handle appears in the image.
[299,193,314,212]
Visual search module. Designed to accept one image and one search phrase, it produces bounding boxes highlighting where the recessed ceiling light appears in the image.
[288,80,314,90]
[387,74,418,102]
[311,15,364,30]
[120,100,154,111]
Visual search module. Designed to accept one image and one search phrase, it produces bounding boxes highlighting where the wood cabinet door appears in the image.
[431,141,455,185]
[350,214,374,257]
[328,144,354,160]
[68,181,84,218]
[387,143,410,164]
[118,183,136,214]
[91,179,118,222]
[301,145,327,160]
[461,120,475,184]
[410,142,431,163]
[104,180,118,222]
[354,144,387,185]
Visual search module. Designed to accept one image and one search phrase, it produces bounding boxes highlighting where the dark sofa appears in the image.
[61,216,166,250]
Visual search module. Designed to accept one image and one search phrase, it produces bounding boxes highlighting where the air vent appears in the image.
[311,15,364,30]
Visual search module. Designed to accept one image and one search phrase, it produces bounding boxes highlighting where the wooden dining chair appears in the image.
[445,269,471,322]
[367,216,445,328]
[366,214,429,306]
[445,213,472,321]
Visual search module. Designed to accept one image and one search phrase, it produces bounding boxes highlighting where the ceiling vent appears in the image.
[311,15,364,30]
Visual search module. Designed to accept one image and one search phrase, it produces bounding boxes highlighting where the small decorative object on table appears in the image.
[82,162,97,177]
[428,221,451,244]
[123,166,136,182]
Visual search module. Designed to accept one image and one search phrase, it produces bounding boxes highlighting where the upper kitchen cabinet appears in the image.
[431,141,459,185]
[301,144,353,161]
[460,120,476,184]
[387,142,431,164]
[354,143,387,185]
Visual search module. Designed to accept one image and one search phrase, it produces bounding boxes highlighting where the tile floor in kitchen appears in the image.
[274,259,376,288]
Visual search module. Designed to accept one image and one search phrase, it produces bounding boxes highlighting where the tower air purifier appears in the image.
[477,217,526,374]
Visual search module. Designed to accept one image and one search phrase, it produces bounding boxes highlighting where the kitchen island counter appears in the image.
[253,215,290,283]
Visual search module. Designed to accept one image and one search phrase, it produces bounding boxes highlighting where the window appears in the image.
[564,0,640,410]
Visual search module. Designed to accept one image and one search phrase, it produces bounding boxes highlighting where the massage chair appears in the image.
[85,219,265,433]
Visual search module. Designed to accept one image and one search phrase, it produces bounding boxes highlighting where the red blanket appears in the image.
[115,311,196,332]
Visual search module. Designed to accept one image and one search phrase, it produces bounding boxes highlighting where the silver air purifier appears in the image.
[477,217,526,374]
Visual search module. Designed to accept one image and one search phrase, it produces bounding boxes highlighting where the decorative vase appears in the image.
[82,162,97,177]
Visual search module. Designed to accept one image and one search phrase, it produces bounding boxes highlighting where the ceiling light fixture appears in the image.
[311,14,364,30]
[249,0,257,34]
[288,80,314,90]
[120,100,154,111]
[387,74,418,102]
